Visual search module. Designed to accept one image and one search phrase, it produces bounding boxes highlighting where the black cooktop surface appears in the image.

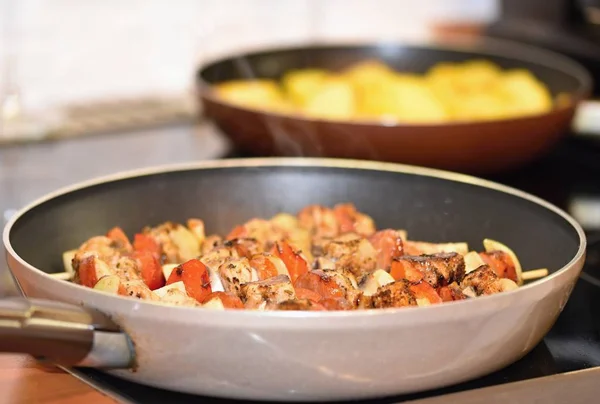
[66,137,600,403]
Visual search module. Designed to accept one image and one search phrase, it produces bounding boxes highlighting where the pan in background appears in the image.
[197,38,592,174]
[3,158,586,401]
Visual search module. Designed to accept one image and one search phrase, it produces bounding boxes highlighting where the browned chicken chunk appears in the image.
[368,280,417,309]
[240,275,296,309]
[460,265,504,295]
[321,233,377,278]
[394,252,465,287]
[218,257,255,295]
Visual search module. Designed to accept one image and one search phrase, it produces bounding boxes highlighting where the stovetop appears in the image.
[66,136,600,403]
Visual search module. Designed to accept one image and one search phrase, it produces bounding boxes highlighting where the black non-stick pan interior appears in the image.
[198,43,590,99]
[8,163,580,277]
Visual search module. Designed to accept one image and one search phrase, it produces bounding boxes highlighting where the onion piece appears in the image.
[521,268,549,281]
[359,269,395,296]
[162,263,179,281]
[404,241,469,255]
[464,251,486,274]
[93,275,121,294]
[62,250,77,274]
[483,238,523,285]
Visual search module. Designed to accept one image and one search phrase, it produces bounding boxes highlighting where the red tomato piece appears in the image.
[368,229,404,269]
[271,241,309,283]
[133,233,161,258]
[166,259,212,303]
[294,287,323,303]
[294,272,345,300]
[106,226,132,251]
[202,291,244,309]
[479,251,518,282]
[409,281,443,305]
[390,259,424,282]
[437,286,455,302]
[319,297,353,311]
[249,254,278,280]
[77,256,98,288]
[226,225,247,241]
[133,250,165,290]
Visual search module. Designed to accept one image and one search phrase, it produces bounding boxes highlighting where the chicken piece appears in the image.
[121,280,161,301]
[74,236,123,267]
[368,280,417,309]
[319,298,356,311]
[239,275,296,309]
[142,222,200,264]
[333,203,376,237]
[227,218,284,250]
[114,256,142,283]
[322,233,377,278]
[224,238,263,259]
[218,257,257,295]
[298,205,339,241]
[368,229,404,270]
[460,264,510,296]
[268,298,326,311]
[294,268,361,306]
[390,252,465,287]
[479,250,518,283]
[201,235,223,255]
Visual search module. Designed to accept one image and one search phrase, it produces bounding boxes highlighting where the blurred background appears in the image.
[2,0,600,229]
[0,0,496,112]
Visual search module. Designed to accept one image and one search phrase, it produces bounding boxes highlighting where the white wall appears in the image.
[0,0,498,111]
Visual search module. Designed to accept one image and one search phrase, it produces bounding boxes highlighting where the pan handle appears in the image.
[0,296,135,369]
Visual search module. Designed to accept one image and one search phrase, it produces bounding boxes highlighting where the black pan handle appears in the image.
[0,295,135,369]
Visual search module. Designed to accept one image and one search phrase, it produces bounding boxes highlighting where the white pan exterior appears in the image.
[3,159,587,401]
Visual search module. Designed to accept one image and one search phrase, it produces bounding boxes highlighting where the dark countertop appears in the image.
[0,123,230,218]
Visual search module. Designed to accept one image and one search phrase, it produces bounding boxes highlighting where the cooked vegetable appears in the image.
[64,203,548,310]
[213,59,555,123]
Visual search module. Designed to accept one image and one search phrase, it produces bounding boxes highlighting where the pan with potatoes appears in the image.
[198,42,591,173]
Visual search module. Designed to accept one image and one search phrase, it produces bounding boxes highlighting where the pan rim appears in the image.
[196,36,592,128]
[2,157,587,319]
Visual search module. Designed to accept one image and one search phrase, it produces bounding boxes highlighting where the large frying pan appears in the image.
[1,158,585,401]
[197,38,592,174]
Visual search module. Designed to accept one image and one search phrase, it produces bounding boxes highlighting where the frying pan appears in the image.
[1,158,586,401]
[197,37,592,174]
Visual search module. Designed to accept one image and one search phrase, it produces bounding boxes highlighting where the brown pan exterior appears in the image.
[197,40,591,174]
[201,98,578,174]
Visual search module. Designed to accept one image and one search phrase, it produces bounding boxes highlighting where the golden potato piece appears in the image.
[282,69,330,107]
[214,79,293,113]
[496,69,553,116]
[358,76,449,123]
[302,78,356,120]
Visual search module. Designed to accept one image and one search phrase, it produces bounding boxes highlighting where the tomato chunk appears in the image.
[77,256,98,288]
[479,251,518,282]
[167,259,212,302]
[106,227,132,251]
[202,291,244,309]
[294,287,323,303]
[294,272,345,300]
[319,297,353,311]
[438,286,455,302]
[226,225,247,241]
[369,229,404,270]
[390,259,424,282]
[133,233,161,258]
[409,281,443,305]
[271,241,309,283]
[133,250,165,290]
[249,254,278,280]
